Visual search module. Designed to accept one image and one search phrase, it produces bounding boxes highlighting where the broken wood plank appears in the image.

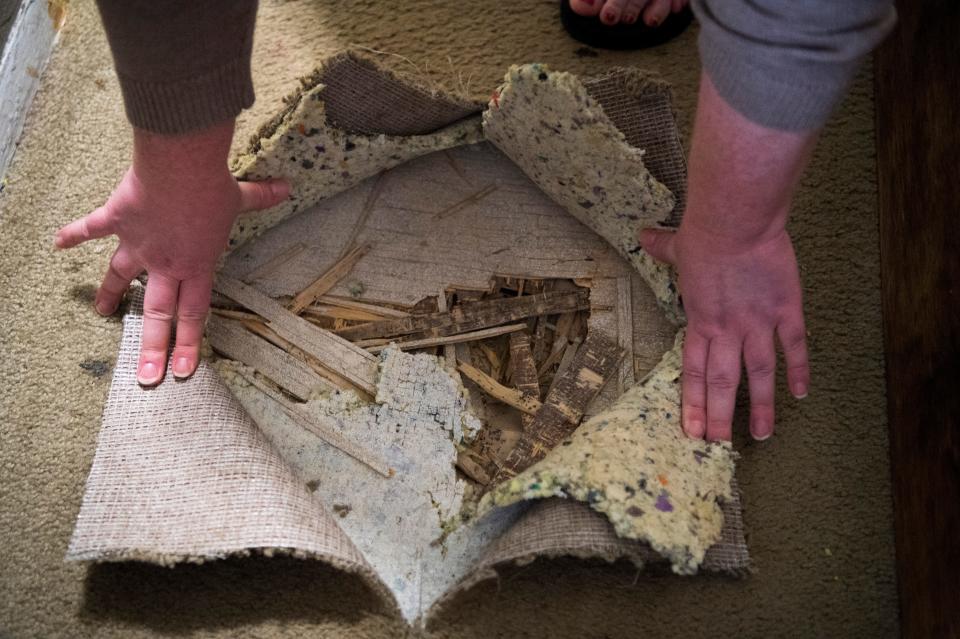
[288,244,371,314]
[494,332,624,482]
[366,324,528,354]
[207,316,336,401]
[241,319,369,398]
[478,343,503,380]
[336,289,590,342]
[509,332,541,427]
[214,274,378,395]
[301,305,386,322]
[211,307,262,322]
[239,370,393,478]
[456,360,542,415]
[312,295,410,318]
[456,449,494,485]
[584,277,634,417]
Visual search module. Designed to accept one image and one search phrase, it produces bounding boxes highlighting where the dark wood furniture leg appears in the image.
[875,2,960,637]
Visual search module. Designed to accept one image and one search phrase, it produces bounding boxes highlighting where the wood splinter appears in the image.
[287,244,371,314]
[456,360,542,415]
[365,323,528,354]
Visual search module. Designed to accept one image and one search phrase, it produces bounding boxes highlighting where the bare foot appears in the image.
[569,0,689,27]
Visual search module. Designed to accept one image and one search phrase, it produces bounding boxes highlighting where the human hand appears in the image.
[640,223,810,441]
[54,121,288,386]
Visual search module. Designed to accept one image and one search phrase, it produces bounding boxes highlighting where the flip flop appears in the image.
[560,1,694,51]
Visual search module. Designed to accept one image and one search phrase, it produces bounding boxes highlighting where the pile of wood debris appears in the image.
[208,243,625,490]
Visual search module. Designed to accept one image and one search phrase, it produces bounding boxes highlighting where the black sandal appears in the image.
[560,1,694,51]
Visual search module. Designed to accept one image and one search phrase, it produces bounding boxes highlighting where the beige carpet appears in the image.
[0,1,897,637]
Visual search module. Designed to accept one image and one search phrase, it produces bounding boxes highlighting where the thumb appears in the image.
[638,228,678,265]
[54,205,114,250]
[238,178,290,212]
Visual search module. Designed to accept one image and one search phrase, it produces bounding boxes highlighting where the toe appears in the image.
[599,0,630,25]
[569,0,603,17]
[621,0,649,24]
[643,0,672,26]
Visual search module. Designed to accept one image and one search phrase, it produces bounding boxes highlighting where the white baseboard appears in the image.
[0,0,61,184]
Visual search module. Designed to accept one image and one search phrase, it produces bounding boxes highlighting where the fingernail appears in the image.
[752,419,772,441]
[138,361,161,385]
[95,300,114,316]
[685,419,704,438]
[173,357,194,379]
[792,382,808,399]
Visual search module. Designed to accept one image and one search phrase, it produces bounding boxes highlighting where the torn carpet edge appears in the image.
[65,285,401,618]
[479,331,737,575]
[228,52,484,249]
[482,63,684,326]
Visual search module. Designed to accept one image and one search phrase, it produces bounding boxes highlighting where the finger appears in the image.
[705,337,742,442]
[638,228,678,265]
[238,179,290,213]
[138,272,179,386]
[743,331,777,441]
[171,273,213,379]
[681,330,709,439]
[95,247,142,316]
[778,318,810,399]
[54,206,114,249]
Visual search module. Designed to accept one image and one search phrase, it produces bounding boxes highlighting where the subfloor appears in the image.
[0,1,898,637]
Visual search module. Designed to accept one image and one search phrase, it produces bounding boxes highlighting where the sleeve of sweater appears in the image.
[692,0,897,131]
[95,0,259,135]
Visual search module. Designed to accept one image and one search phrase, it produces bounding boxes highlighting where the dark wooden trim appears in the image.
[875,2,960,637]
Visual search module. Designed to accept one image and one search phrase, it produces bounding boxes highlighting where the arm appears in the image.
[641,74,813,441]
[641,0,896,441]
[54,1,287,386]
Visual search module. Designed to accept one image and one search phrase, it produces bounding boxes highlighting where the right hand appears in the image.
[54,121,288,386]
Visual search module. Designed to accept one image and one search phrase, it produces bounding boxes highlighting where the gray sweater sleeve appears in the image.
[96,0,258,135]
[692,0,896,131]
